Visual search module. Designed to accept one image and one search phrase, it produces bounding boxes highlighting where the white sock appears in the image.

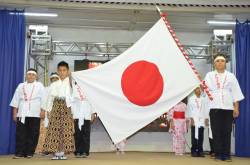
[55,152,64,156]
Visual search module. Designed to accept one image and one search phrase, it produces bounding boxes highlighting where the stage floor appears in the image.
[0,152,249,165]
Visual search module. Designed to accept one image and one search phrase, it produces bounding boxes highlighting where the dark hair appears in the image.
[213,53,227,62]
[57,61,69,69]
[50,72,58,76]
[27,68,37,73]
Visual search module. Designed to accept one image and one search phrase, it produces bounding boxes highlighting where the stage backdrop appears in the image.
[235,20,250,157]
[0,10,26,155]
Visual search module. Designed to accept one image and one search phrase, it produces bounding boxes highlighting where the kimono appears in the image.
[168,102,187,155]
[43,77,75,154]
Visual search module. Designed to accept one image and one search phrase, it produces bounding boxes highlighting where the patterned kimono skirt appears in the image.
[43,98,75,153]
[170,118,187,155]
[35,120,47,153]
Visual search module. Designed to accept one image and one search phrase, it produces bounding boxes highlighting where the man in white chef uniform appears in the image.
[10,68,46,159]
[204,54,244,162]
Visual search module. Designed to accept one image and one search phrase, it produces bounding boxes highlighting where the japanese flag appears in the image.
[72,18,199,143]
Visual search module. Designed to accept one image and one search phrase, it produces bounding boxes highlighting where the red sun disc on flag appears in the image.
[121,60,164,106]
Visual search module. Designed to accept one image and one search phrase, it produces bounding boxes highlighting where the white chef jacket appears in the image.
[10,81,46,123]
[204,70,244,110]
[187,94,209,139]
[71,83,93,130]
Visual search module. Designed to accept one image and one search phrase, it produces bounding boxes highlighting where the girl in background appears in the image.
[168,99,189,155]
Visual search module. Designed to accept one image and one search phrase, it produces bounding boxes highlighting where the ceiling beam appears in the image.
[1,0,250,13]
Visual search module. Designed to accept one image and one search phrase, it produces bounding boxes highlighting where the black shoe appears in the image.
[198,152,205,157]
[221,155,232,162]
[26,155,33,159]
[76,153,87,158]
[209,151,214,155]
[191,152,199,157]
[80,153,87,158]
[214,156,221,161]
[13,154,24,159]
[75,153,81,158]
[224,157,232,162]
[210,152,215,158]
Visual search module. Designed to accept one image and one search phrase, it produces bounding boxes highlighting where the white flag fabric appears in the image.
[72,18,200,143]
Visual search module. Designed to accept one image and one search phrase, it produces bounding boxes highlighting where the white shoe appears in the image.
[51,156,60,160]
[60,156,67,160]
[51,155,67,160]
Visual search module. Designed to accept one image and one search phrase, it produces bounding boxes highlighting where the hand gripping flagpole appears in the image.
[155,6,213,100]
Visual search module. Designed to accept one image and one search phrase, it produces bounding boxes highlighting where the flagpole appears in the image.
[155,6,213,100]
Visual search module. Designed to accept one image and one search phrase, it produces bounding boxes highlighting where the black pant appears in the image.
[209,138,214,154]
[74,119,91,155]
[15,117,40,156]
[210,109,233,157]
[191,126,204,153]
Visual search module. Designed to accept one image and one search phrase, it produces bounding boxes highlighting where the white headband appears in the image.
[214,56,226,62]
[27,70,37,75]
[50,74,59,79]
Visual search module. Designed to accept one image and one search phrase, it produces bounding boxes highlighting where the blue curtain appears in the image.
[0,10,26,155]
[235,20,250,157]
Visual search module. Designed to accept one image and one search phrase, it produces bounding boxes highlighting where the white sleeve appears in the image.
[202,96,210,119]
[204,73,211,89]
[186,98,192,119]
[71,84,78,102]
[231,75,244,102]
[9,84,21,108]
[183,103,188,119]
[39,84,47,111]
[42,86,53,112]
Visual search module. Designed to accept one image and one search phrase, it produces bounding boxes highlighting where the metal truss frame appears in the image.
[27,38,233,81]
